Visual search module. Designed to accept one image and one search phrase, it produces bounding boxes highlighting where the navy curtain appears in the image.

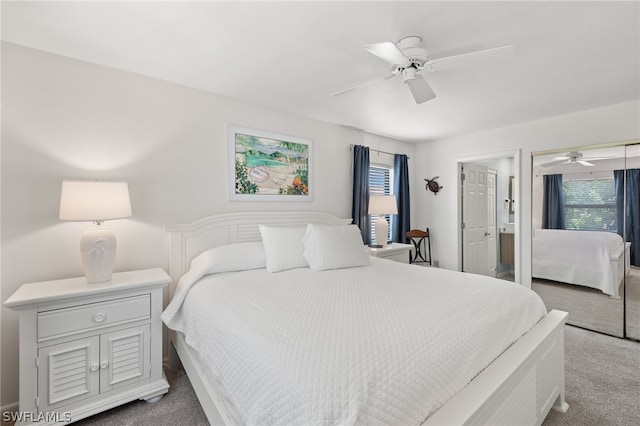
[614,168,640,266]
[351,145,371,244]
[627,169,640,266]
[542,174,566,229]
[392,154,410,243]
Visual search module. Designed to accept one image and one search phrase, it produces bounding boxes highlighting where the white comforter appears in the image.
[163,259,546,425]
[532,229,624,296]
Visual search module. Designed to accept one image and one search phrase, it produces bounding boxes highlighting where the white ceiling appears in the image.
[2,1,639,143]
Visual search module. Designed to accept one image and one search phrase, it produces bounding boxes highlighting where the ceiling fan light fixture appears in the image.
[402,67,418,83]
[406,75,436,104]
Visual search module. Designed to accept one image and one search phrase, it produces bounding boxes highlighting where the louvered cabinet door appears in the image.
[37,337,100,412]
[100,325,151,392]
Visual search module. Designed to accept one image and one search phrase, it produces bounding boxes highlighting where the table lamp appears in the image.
[368,195,398,248]
[59,180,132,283]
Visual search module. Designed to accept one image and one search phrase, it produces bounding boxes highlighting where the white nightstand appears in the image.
[4,268,171,425]
[366,243,412,264]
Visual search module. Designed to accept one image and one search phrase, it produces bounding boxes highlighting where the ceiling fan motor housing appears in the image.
[397,36,429,68]
[567,151,583,159]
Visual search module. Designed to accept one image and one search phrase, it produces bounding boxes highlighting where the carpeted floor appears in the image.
[542,326,640,426]
[67,325,639,426]
[533,278,625,337]
[72,366,209,426]
[532,266,640,339]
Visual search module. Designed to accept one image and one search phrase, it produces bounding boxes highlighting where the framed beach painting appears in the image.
[228,125,312,201]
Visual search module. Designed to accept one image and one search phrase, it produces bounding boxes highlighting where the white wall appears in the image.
[413,100,640,284]
[0,42,415,407]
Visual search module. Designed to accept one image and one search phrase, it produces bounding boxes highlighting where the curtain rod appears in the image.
[348,144,410,159]
[535,170,615,177]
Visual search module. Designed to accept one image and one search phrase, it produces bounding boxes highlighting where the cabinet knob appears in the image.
[90,364,99,372]
[94,313,106,323]
[100,361,109,369]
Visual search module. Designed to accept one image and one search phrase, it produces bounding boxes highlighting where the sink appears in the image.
[503,223,515,233]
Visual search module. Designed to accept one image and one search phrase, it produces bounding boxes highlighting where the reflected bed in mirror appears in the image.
[532,229,627,298]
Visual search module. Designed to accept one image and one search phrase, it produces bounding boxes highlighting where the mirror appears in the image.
[531,145,628,337]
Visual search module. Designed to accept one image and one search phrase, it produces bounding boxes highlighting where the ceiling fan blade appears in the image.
[577,160,595,167]
[364,41,411,66]
[553,156,570,161]
[582,156,617,160]
[428,45,515,72]
[330,74,394,97]
[406,74,436,104]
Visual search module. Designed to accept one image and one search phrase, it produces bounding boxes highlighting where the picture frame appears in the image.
[228,125,313,201]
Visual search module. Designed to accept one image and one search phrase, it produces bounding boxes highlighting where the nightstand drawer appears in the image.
[38,294,150,340]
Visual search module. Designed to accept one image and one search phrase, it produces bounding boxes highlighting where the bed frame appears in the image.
[165,211,568,425]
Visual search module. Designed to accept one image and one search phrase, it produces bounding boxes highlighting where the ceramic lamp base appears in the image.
[374,217,389,248]
[80,225,117,283]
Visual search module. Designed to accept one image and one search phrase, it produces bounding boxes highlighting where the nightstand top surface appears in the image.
[4,268,170,309]
[366,242,412,252]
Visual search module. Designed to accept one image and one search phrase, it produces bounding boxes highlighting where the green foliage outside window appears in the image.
[563,179,617,231]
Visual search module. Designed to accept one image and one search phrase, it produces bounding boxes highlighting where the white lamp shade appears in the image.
[368,195,398,215]
[60,181,132,222]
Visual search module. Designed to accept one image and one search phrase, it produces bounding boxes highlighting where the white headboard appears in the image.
[164,210,352,295]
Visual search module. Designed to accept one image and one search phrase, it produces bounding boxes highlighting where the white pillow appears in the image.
[259,225,309,272]
[190,242,266,275]
[302,224,371,271]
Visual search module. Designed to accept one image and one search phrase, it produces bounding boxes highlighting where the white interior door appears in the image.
[462,163,489,275]
[486,170,497,277]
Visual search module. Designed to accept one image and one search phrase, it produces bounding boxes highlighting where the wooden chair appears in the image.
[406,229,432,265]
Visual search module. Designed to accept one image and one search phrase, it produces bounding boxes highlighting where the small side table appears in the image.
[4,268,170,425]
[366,243,412,264]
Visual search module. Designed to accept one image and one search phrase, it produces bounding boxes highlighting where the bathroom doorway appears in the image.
[458,150,520,282]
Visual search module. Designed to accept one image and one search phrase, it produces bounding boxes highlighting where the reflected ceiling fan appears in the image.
[331,36,514,104]
[540,151,613,167]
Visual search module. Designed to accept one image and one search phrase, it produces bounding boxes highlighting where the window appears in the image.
[563,178,617,231]
[369,164,394,244]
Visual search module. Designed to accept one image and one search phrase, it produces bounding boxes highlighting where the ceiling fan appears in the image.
[540,151,613,167]
[331,36,514,104]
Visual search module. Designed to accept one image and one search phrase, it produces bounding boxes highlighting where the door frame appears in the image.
[457,149,521,283]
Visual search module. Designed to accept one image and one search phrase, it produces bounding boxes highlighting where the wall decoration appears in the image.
[229,125,312,201]
[424,176,443,194]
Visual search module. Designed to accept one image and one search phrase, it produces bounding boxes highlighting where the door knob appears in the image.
[484,232,491,236]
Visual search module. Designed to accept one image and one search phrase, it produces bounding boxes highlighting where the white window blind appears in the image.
[369,164,394,244]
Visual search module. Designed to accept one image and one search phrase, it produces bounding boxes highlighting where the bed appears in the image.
[532,229,630,298]
[163,211,568,425]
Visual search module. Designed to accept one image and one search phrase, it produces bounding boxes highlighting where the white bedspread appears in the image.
[163,259,546,425]
[532,229,624,296]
